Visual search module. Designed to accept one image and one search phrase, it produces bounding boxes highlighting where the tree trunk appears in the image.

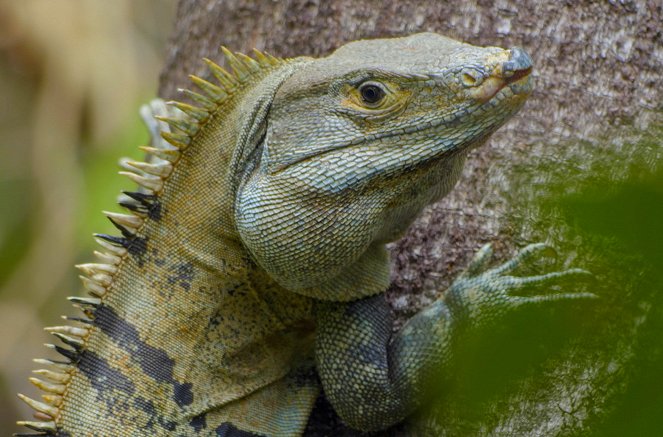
[159,1,662,435]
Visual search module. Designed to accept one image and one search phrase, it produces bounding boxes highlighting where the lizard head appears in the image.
[262,32,532,176]
[236,33,533,298]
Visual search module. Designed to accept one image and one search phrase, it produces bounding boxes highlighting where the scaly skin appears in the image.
[17,33,592,436]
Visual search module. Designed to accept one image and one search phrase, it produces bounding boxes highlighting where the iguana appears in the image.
[17,33,594,436]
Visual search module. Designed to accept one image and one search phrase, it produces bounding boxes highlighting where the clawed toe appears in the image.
[463,243,494,277]
[487,242,556,276]
[448,243,597,316]
[505,268,594,292]
[516,291,598,306]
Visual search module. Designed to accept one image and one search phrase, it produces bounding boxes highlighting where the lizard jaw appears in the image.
[472,67,533,104]
[471,46,533,104]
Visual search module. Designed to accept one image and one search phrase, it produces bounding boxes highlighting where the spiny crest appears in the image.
[125,47,283,193]
[17,47,283,435]
[115,47,283,211]
[141,47,282,156]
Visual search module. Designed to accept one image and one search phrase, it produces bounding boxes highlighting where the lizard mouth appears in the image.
[472,46,533,104]
[509,66,533,83]
[472,66,533,104]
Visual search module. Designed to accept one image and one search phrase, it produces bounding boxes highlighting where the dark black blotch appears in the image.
[96,233,128,248]
[134,397,177,431]
[167,262,194,291]
[304,393,410,436]
[344,295,392,371]
[174,382,194,406]
[127,235,148,261]
[215,422,265,436]
[190,413,207,433]
[76,350,135,416]
[133,397,156,430]
[54,344,79,363]
[95,232,148,266]
[94,304,175,383]
[58,335,83,352]
[286,361,318,389]
[77,350,136,395]
[147,198,162,221]
[122,190,162,221]
[151,247,166,267]
[119,199,143,215]
[93,304,193,409]
[207,307,223,329]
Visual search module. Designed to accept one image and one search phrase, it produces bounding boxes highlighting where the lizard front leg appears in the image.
[315,293,449,432]
[314,243,595,432]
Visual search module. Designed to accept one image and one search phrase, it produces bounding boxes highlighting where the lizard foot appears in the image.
[447,243,596,318]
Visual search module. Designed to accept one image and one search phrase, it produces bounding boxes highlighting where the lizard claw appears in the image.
[501,268,594,293]
[462,243,494,278]
[486,242,556,276]
[513,291,598,306]
[462,242,557,279]
[506,267,597,307]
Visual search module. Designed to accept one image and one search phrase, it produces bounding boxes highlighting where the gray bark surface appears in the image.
[159,1,662,435]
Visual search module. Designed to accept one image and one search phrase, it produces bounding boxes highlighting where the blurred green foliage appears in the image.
[0,1,176,432]
[417,125,662,435]
[557,137,663,436]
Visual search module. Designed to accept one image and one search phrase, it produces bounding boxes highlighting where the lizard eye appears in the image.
[358,82,386,106]
[341,79,406,116]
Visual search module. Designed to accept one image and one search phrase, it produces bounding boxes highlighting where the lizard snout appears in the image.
[501,47,533,83]
[470,47,533,103]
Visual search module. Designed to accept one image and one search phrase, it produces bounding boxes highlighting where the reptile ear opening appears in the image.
[460,68,484,88]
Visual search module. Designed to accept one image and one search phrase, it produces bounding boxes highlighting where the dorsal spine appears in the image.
[16,48,284,436]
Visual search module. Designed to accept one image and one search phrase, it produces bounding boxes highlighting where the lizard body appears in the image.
[18,33,591,436]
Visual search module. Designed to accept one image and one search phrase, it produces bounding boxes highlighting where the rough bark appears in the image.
[159,1,662,435]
